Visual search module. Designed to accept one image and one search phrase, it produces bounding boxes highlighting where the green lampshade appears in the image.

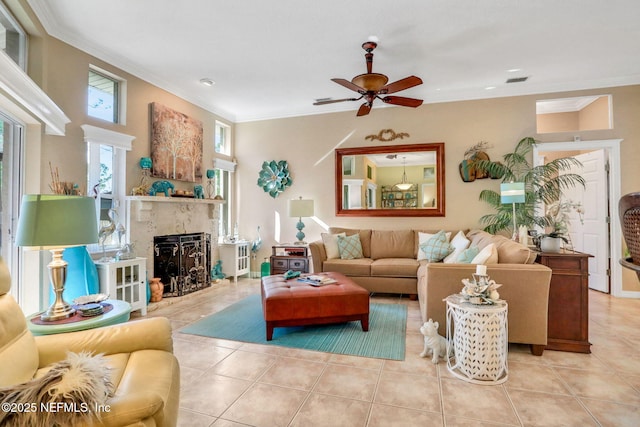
[15,195,99,250]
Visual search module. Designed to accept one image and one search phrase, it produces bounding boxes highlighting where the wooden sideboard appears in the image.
[535,249,592,353]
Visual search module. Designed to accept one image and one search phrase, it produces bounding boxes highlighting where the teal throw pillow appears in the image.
[418,230,453,262]
[457,246,480,263]
[337,234,364,260]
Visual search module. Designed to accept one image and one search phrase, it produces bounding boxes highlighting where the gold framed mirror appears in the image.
[335,143,445,217]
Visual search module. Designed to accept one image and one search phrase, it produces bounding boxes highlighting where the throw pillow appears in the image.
[471,243,499,265]
[321,232,346,259]
[337,234,364,260]
[418,230,454,262]
[449,230,471,250]
[0,351,112,427]
[417,231,452,260]
[443,231,471,263]
[457,246,480,263]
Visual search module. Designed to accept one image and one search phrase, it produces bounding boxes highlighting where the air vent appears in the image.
[506,76,528,84]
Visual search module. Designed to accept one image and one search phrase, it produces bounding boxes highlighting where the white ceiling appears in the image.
[27,0,640,123]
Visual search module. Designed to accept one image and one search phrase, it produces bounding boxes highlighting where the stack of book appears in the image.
[297,274,337,286]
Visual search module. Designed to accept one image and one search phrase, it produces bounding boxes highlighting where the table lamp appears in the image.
[15,195,98,321]
[500,182,526,242]
[288,197,314,245]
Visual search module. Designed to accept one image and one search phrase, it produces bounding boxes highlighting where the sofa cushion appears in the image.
[457,246,480,263]
[471,243,499,264]
[322,232,345,259]
[371,258,420,278]
[417,231,452,260]
[322,258,372,276]
[370,230,415,259]
[443,230,471,263]
[467,229,534,264]
[418,230,454,262]
[329,228,372,258]
[337,234,364,260]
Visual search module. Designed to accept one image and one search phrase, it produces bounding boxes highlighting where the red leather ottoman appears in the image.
[261,271,370,340]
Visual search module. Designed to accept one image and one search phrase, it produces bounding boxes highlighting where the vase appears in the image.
[540,237,562,253]
[149,277,164,302]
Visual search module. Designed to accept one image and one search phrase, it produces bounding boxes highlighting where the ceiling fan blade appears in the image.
[357,102,372,116]
[313,97,360,105]
[379,76,423,94]
[331,78,366,93]
[381,96,423,108]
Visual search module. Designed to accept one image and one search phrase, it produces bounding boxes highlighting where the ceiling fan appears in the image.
[314,41,424,116]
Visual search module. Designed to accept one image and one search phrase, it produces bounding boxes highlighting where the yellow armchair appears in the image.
[0,261,180,426]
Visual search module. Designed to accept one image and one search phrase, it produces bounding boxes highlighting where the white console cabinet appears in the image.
[95,257,147,315]
[219,241,250,283]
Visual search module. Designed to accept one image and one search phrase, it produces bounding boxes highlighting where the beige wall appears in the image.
[36,36,232,196]
[236,85,640,292]
[537,111,579,133]
[580,95,610,130]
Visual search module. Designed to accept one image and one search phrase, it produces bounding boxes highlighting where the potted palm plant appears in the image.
[474,137,585,239]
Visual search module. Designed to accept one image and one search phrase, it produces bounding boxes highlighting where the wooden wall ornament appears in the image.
[365,129,410,142]
[459,141,496,182]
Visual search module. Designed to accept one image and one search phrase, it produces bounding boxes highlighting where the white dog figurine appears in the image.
[419,319,449,364]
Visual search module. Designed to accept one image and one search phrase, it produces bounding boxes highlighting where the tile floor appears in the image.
[134,278,640,426]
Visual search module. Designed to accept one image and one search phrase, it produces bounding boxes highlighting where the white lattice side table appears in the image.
[445,294,508,385]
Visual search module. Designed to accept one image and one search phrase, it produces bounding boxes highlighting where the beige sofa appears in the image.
[309,228,553,355]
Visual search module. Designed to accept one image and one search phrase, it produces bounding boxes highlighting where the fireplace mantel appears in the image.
[126,196,225,222]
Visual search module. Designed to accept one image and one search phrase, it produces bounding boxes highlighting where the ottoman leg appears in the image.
[360,314,369,332]
[266,322,274,341]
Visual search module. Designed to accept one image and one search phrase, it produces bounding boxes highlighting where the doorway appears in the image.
[533,139,625,297]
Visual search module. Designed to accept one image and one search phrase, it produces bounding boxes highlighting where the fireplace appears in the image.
[154,232,211,297]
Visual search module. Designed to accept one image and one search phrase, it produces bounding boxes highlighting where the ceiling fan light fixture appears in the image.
[352,73,388,91]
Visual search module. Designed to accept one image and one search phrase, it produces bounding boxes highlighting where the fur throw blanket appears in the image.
[0,351,112,427]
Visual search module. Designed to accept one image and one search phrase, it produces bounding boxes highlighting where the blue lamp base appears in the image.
[295,218,306,244]
[50,246,100,304]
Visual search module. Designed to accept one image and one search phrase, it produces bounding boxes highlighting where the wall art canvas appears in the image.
[150,102,203,182]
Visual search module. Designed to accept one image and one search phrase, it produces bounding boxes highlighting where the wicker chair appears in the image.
[619,192,640,281]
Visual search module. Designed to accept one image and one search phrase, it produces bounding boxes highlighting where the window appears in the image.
[82,125,134,254]
[215,121,230,155]
[88,67,126,124]
[212,158,236,239]
[0,3,27,70]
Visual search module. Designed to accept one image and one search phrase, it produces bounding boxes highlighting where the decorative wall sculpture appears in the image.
[150,102,203,182]
[257,160,292,198]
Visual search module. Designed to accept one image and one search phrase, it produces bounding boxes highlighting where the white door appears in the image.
[563,150,609,292]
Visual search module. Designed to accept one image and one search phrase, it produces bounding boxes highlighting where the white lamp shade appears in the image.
[500,182,526,204]
[288,199,314,218]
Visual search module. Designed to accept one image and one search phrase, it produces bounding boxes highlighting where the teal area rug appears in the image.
[179,294,406,360]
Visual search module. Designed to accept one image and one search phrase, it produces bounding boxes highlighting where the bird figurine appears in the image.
[251,226,262,254]
[98,207,116,261]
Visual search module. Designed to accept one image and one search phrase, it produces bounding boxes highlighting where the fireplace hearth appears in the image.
[154,232,211,297]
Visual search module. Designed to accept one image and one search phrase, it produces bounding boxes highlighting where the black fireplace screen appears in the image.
[154,232,211,297]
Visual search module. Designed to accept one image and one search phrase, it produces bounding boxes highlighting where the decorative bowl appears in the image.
[73,293,109,305]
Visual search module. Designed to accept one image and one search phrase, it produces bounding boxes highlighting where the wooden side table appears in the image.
[27,299,131,336]
[270,244,309,275]
[445,295,508,384]
[535,249,592,353]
